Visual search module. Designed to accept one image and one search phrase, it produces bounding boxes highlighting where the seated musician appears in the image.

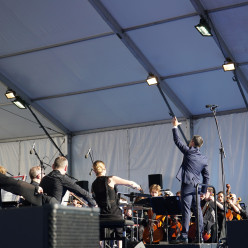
[176,191,181,197]
[200,187,217,243]
[142,184,166,244]
[228,193,248,220]
[29,165,44,186]
[150,184,162,197]
[91,160,141,248]
[216,191,225,240]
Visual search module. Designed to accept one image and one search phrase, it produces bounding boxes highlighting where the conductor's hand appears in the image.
[172,116,182,127]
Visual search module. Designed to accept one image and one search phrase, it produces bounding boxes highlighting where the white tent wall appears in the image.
[0,136,67,181]
[72,120,190,195]
[72,129,130,193]
[0,112,247,206]
[194,112,248,207]
[72,112,248,207]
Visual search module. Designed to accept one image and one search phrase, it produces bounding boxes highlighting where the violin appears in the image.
[70,192,88,207]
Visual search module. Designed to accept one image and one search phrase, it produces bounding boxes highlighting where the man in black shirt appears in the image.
[40,156,96,207]
[29,165,43,187]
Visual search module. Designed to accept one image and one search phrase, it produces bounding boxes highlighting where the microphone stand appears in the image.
[208,106,227,243]
[26,104,65,157]
[32,147,46,180]
[87,150,94,176]
[7,171,14,176]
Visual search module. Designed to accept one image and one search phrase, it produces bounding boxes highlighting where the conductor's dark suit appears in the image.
[172,127,209,238]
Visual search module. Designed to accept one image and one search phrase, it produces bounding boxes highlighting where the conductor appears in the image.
[172,117,209,244]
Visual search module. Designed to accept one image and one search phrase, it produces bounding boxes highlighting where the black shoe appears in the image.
[173,235,188,244]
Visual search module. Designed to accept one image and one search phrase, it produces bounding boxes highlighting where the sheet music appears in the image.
[61,190,70,206]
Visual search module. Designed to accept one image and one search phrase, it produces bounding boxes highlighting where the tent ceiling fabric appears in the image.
[0,0,248,139]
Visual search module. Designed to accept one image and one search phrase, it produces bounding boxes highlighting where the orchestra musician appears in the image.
[142,184,166,244]
[216,191,225,240]
[200,187,217,243]
[172,116,210,244]
[20,165,44,206]
[91,160,141,248]
[29,165,44,187]
[40,156,96,207]
[227,193,248,220]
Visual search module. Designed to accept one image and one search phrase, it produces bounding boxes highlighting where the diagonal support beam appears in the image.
[89,0,192,118]
[190,0,248,94]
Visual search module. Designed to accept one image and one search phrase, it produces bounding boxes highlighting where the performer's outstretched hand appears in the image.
[38,186,43,194]
[172,116,182,127]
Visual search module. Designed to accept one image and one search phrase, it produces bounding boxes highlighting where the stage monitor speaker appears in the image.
[227,219,248,248]
[0,204,99,248]
[148,174,163,188]
[76,180,89,191]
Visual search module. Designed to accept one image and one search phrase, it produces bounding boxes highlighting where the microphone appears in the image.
[89,168,94,176]
[85,148,91,159]
[30,142,35,154]
[205,104,218,109]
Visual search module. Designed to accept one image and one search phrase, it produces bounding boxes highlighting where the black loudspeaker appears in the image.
[0,204,99,248]
[227,219,248,248]
[76,180,89,191]
[148,174,163,188]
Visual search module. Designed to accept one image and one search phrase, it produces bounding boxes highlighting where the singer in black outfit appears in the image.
[91,160,141,248]
[40,156,96,207]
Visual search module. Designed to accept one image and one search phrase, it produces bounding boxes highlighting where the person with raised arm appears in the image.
[172,116,209,244]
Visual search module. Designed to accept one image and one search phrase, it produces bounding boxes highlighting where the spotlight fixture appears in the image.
[5,89,16,99]
[146,73,158,86]
[12,96,26,109]
[195,18,212,37]
[222,58,235,71]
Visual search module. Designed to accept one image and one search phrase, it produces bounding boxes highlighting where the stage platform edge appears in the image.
[145,243,218,248]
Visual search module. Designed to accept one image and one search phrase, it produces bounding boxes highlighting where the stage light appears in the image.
[146,74,158,86]
[222,58,235,71]
[195,18,212,37]
[5,89,16,99]
[12,96,26,109]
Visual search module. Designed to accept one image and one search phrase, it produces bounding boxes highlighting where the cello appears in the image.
[226,184,233,221]
[143,208,165,244]
[169,216,182,240]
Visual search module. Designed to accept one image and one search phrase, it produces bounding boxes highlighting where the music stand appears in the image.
[150,196,182,244]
